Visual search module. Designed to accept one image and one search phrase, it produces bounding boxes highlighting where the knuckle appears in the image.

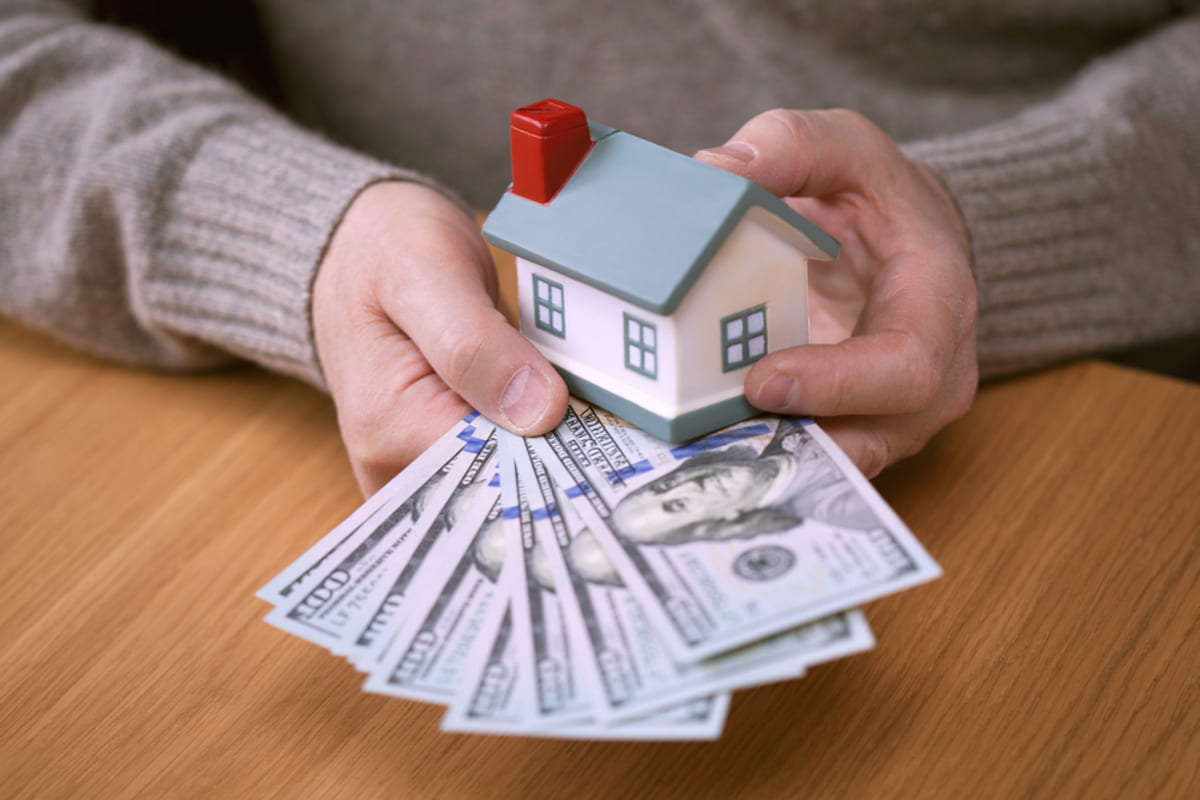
[759,106,800,127]
[337,400,388,468]
[897,334,942,411]
[826,109,901,173]
[340,405,417,488]
[826,107,867,127]
[758,107,815,144]
[440,329,491,388]
[823,356,856,416]
[909,359,942,410]
[827,108,884,141]
[945,365,979,423]
[334,384,412,475]
[857,431,892,478]
[961,284,980,334]
[898,426,933,462]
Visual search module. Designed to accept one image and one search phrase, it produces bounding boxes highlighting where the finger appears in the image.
[747,331,942,419]
[814,415,913,479]
[331,316,473,494]
[812,346,977,479]
[351,387,469,495]
[694,108,892,199]
[748,259,973,420]
[383,254,568,437]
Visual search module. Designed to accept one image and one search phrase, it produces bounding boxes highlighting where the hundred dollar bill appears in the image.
[502,433,601,727]
[441,602,530,734]
[257,413,494,606]
[434,452,537,733]
[362,479,508,704]
[443,595,731,740]
[536,402,940,662]
[546,694,730,741]
[340,456,504,670]
[515,432,873,721]
[264,424,498,652]
[443,434,730,741]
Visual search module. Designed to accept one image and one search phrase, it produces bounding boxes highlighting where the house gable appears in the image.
[483,129,838,316]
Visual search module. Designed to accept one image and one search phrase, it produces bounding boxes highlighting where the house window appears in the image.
[624,313,657,379]
[533,275,565,338]
[722,305,767,372]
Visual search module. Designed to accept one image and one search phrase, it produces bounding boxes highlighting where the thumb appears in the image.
[393,279,570,437]
[471,315,571,436]
[695,108,888,199]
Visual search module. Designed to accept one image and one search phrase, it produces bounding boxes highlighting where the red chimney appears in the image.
[509,99,592,204]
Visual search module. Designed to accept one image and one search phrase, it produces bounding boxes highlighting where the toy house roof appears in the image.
[483,122,840,315]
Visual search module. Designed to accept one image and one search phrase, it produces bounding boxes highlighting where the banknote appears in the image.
[544,694,730,741]
[257,413,494,607]
[535,402,940,662]
[440,602,530,734]
[340,449,503,670]
[442,596,731,741]
[361,474,508,704]
[442,437,733,740]
[260,404,937,741]
[499,437,599,727]
[512,430,874,721]
[263,423,497,653]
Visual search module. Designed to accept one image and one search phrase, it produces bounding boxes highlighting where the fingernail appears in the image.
[755,374,795,410]
[500,367,550,431]
[701,141,757,164]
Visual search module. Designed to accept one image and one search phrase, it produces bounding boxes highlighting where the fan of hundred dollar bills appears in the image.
[258,401,941,740]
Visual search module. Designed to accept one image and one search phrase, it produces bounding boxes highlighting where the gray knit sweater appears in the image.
[2,0,1198,388]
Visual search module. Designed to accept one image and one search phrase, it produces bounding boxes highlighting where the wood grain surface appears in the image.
[1,317,1197,800]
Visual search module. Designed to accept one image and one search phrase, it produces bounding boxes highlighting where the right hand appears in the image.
[696,109,979,477]
[312,181,568,496]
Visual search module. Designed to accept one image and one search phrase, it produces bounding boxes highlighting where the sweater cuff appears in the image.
[902,110,1127,379]
[142,118,447,388]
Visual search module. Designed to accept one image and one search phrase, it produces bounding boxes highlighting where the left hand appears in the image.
[695,108,978,477]
[312,181,567,495]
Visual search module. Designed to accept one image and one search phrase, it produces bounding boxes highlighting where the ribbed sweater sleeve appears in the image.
[0,1,433,387]
[902,12,1200,379]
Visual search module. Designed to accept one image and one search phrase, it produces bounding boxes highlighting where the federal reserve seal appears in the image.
[733,545,795,582]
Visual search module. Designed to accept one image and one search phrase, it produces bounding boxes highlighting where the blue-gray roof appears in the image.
[483,123,839,315]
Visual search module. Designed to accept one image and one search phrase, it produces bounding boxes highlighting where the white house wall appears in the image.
[516,258,682,419]
[515,206,811,422]
[674,208,810,411]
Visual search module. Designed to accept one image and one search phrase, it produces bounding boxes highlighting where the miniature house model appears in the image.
[484,99,840,442]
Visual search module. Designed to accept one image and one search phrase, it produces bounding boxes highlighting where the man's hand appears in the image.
[697,109,978,477]
[312,181,568,495]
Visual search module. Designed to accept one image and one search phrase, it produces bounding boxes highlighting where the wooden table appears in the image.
[2,315,1198,799]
